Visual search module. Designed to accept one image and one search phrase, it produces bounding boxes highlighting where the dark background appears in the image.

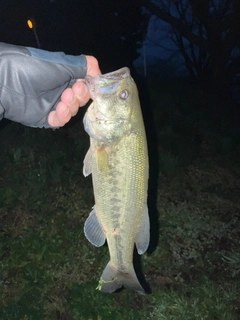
[0,0,148,73]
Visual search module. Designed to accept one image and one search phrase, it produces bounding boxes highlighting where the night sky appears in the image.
[0,0,149,73]
[0,0,239,93]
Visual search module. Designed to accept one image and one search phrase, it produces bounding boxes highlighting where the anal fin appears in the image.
[84,206,106,247]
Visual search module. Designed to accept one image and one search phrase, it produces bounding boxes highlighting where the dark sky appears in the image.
[0,0,149,72]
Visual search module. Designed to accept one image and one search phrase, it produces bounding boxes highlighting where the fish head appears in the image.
[84,67,138,144]
[86,67,135,120]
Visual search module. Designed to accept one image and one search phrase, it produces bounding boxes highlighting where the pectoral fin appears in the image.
[84,206,106,247]
[135,204,150,254]
[83,148,92,177]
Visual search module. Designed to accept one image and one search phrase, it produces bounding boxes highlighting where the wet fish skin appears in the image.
[83,67,149,293]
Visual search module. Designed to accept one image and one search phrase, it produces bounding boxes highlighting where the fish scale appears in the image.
[83,67,149,293]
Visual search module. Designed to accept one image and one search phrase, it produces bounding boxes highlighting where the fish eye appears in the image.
[119,89,129,100]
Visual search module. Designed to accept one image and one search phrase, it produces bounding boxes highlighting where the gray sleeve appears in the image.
[0,42,87,128]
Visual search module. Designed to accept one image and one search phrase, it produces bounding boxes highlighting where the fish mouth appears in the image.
[85,67,130,99]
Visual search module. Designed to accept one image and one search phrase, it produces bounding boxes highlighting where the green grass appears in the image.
[0,79,240,319]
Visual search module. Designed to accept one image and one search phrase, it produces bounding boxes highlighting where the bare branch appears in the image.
[142,0,240,92]
[142,0,208,49]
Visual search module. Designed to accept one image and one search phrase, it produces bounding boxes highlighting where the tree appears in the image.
[142,0,240,94]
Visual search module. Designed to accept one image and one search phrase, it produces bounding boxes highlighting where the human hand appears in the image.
[0,43,101,128]
[48,56,101,127]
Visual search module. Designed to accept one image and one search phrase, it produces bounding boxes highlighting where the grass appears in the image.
[0,78,240,319]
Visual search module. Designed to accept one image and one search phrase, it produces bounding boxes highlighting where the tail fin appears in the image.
[97,261,145,294]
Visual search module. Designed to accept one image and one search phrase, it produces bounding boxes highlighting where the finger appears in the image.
[85,56,101,76]
[61,88,80,115]
[48,102,71,127]
[72,81,91,107]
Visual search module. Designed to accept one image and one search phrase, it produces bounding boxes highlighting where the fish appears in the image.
[82,67,149,294]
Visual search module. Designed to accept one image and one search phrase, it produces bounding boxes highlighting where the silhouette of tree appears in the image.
[142,0,240,94]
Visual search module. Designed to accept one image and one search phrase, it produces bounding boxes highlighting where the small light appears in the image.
[27,20,33,29]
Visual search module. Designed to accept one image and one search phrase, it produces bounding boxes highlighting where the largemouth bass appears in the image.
[83,67,149,293]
